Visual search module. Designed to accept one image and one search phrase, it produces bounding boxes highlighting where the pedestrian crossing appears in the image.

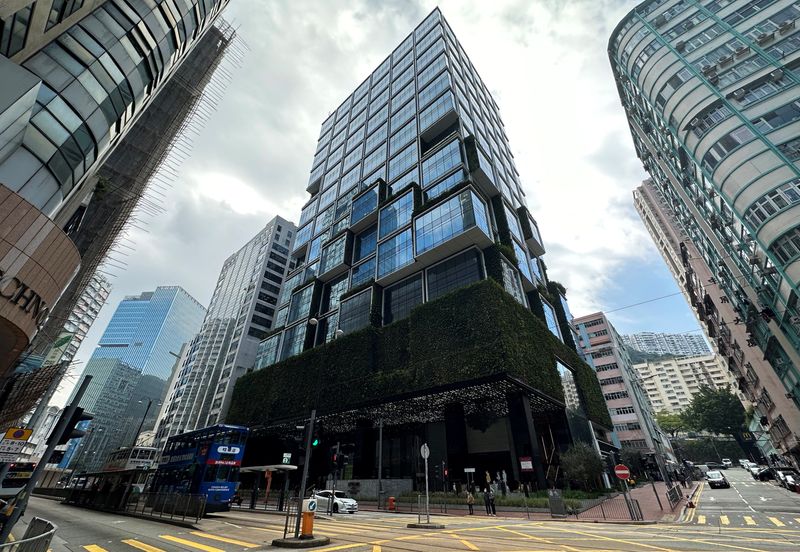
[81,531,261,552]
[688,513,800,527]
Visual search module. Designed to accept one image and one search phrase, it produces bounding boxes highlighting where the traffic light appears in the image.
[337,453,347,469]
[49,408,93,445]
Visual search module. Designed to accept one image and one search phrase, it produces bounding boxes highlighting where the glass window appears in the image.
[419,71,451,108]
[504,205,522,242]
[307,235,323,263]
[321,274,349,313]
[383,275,423,324]
[427,249,484,300]
[315,312,340,345]
[340,164,360,194]
[388,142,418,182]
[377,228,414,278]
[390,168,419,194]
[255,333,281,369]
[320,234,347,274]
[365,122,387,153]
[390,118,417,156]
[501,259,526,305]
[424,169,466,201]
[354,224,378,262]
[392,81,415,110]
[390,100,415,130]
[420,91,455,133]
[368,105,389,133]
[422,139,462,185]
[352,186,379,224]
[379,191,414,239]
[363,144,386,176]
[417,53,447,88]
[512,240,532,282]
[294,223,313,249]
[414,191,489,255]
[280,323,307,360]
[351,257,376,288]
[542,300,562,341]
[338,291,372,335]
[287,284,314,324]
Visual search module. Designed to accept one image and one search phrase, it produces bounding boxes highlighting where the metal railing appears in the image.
[282,498,300,539]
[666,484,683,509]
[124,492,206,524]
[574,497,643,521]
[0,517,57,552]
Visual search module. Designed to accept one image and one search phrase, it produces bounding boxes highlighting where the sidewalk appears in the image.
[628,481,697,522]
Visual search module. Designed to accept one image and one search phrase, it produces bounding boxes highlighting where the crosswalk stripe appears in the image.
[122,539,167,552]
[189,532,259,548]
[83,546,108,552]
[768,517,785,527]
[796,518,800,524]
[697,515,706,524]
[720,515,730,526]
[159,535,224,552]
[743,516,756,526]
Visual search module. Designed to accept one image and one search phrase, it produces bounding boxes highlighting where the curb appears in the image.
[677,483,702,523]
[43,499,200,530]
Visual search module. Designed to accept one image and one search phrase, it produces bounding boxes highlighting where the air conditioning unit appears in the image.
[778,19,795,35]
[749,255,761,265]
[719,54,733,66]
[676,41,686,53]
[709,74,720,85]
[763,266,778,275]
[702,64,716,75]
[757,32,775,45]
[770,69,784,82]
[684,20,695,30]
[654,14,667,27]
[790,316,800,325]
[735,45,750,57]
[732,88,746,100]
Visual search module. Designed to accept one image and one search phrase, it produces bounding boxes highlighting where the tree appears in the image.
[682,386,745,435]
[655,411,685,437]
[620,448,644,477]
[560,442,605,490]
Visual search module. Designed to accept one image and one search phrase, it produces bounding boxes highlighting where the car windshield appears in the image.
[707,471,723,479]
[334,491,348,498]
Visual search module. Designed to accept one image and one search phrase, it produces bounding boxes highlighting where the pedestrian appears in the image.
[489,487,496,516]
[482,487,491,515]
[466,490,474,515]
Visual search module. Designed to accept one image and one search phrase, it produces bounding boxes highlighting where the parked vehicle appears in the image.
[748,464,763,478]
[706,462,724,470]
[775,469,800,489]
[784,475,800,493]
[755,468,775,481]
[312,490,359,514]
[706,470,730,489]
[738,459,750,468]
[721,458,733,468]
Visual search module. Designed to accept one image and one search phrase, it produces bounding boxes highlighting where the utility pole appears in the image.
[294,409,315,538]
[328,441,340,516]
[0,375,92,543]
[377,419,383,509]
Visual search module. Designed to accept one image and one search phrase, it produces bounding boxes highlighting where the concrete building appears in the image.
[0,0,231,396]
[574,312,671,459]
[154,217,296,447]
[65,286,205,471]
[611,0,800,465]
[633,353,737,414]
[622,331,711,357]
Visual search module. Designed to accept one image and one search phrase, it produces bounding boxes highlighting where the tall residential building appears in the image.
[66,286,205,471]
[154,217,296,446]
[0,0,231,387]
[633,353,737,414]
[611,0,800,465]
[231,9,614,492]
[622,332,711,356]
[635,178,796,461]
[574,312,671,458]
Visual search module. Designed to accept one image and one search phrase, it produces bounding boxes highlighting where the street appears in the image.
[684,466,800,528]
[15,495,800,551]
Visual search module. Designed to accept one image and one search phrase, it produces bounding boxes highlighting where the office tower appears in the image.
[622,332,711,357]
[611,0,800,465]
[232,9,614,491]
[634,179,796,460]
[154,217,296,446]
[65,286,205,471]
[632,353,737,415]
[0,0,231,383]
[55,272,111,364]
[574,312,672,458]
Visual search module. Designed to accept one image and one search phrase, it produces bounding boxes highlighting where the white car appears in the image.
[722,458,732,468]
[312,490,359,514]
[738,459,750,468]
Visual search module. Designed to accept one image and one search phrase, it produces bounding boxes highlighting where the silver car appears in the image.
[312,490,359,514]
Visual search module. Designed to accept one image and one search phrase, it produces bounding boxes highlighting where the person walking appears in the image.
[489,487,496,516]
[466,490,474,515]
[482,487,491,515]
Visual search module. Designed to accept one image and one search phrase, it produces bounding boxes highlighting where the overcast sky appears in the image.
[59,0,703,401]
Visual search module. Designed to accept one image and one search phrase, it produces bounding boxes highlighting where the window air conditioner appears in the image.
[654,14,667,27]
[676,41,686,53]
[719,54,733,66]
[709,74,720,85]
[763,267,778,275]
[732,88,746,100]
[770,69,784,82]
[735,46,750,57]
[756,32,774,45]
[778,20,795,35]
[702,64,716,75]
[749,255,760,265]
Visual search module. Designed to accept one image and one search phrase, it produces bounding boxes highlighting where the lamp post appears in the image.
[131,398,160,449]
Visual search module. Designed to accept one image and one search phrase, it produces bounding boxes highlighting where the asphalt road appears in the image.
[14,495,800,551]
[685,466,800,529]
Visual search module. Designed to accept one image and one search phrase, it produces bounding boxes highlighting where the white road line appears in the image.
[733,485,756,512]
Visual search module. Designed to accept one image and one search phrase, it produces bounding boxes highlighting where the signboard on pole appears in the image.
[421,443,430,524]
[463,467,475,473]
[282,452,292,465]
[614,464,631,480]
[519,456,533,472]
[0,428,33,461]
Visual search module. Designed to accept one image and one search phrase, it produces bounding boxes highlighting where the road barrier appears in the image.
[0,517,57,552]
[666,484,683,510]
[574,496,643,521]
[63,490,206,524]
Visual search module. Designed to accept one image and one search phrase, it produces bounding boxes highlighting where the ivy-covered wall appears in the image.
[228,279,612,429]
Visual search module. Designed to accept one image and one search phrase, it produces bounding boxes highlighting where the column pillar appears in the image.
[506,392,547,490]
[444,403,468,487]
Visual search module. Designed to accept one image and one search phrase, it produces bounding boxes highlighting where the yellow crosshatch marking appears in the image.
[122,540,166,552]
[768,517,785,527]
[720,515,730,525]
[189,532,258,548]
[697,515,706,524]
[82,546,108,552]
[159,535,224,552]
[743,516,756,525]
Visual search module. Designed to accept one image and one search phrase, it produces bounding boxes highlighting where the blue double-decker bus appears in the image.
[152,424,248,512]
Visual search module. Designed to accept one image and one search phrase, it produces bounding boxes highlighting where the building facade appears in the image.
[610,0,800,464]
[574,312,670,457]
[154,217,296,446]
[633,353,737,414]
[230,9,613,492]
[65,286,205,471]
[0,0,230,379]
[622,331,711,356]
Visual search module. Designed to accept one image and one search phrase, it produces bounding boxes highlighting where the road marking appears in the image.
[159,535,224,552]
[189,532,259,548]
[698,515,706,524]
[657,533,770,552]
[122,540,166,552]
[372,547,380,552]
[83,546,108,552]
[459,539,479,550]
[314,544,370,552]
[768,517,785,527]
[223,521,243,529]
[721,515,730,525]
[744,516,756,525]
[532,525,674,551]
[492,526,581,552]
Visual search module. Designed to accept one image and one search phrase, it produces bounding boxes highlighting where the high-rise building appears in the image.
[154,217,296,446]
[633,353,737,414]
[229,9,614,492]
[65,286,205,471]
[574,312,672,461]
[56,272,111,364]
[0,0,230,382]
[622,332,711,357]
[611,0,800,465]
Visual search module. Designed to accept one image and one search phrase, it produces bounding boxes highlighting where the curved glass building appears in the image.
[610,0,800,463]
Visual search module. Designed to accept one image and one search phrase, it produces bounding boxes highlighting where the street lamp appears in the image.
[131,398,161,449]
